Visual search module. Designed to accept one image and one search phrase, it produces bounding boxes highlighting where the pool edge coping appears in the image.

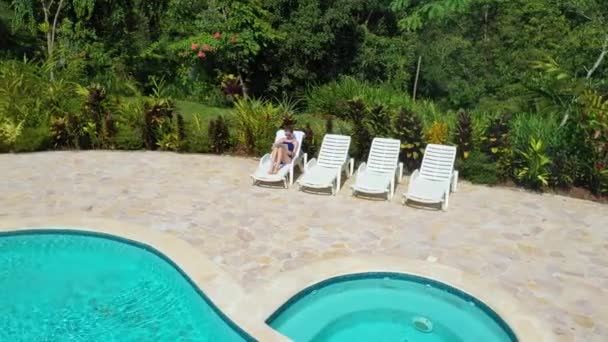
[0,216,556,342]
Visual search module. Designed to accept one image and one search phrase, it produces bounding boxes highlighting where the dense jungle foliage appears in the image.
[1,0,607,196]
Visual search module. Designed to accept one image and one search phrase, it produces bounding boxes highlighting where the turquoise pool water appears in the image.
[268,273,517,342]
[0,230,250,341]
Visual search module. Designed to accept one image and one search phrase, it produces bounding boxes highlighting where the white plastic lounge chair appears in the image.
[251,129,306,188]
[402,144,458,210]
[351,138,403,200]
[297,134,354,195]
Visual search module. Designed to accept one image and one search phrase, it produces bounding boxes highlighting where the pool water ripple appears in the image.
[0,231,250,342]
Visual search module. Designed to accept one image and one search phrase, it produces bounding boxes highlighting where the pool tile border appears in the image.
[0,216,556,342]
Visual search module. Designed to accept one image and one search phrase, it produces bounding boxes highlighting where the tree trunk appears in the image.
[483,5,489,42]
[40,0,65,81]
[586,35,608,79]
[412,56,422,102]
[238,72,248,99]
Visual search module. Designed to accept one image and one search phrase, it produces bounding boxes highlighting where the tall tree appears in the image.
[11,0,95,79]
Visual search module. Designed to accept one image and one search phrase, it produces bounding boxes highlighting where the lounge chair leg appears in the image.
[451,170,459,192]
[336,172,341,195]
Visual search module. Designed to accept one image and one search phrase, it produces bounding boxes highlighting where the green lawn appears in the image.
[175,100,233,122]
[120,97,233,123]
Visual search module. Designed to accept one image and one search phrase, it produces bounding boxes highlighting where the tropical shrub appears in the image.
[394,108,424,172]
[157,132,180,151]
[155,113,186,152]
[509,113,559,154]
[113,98,145,150]
[306,77,366,118]
[482,115,510,159]
[208,116,231,154]
[113,125,144,150]
[306,77,411,118]
[10,126,52,152]
[424,121,449,144]
[366,105,392,138]
[325,116,334,135]
[577,96,608,194]
[346,99,372,161]
[184,113,209,153]
[470,110,493,151]
[80,84,115,149]
[233,97,282,155]
[176,114,186,150]
[514,137,552,190]
[455,151,501,185]
[550,150,580,189]
[482,115,511,178]
[49,116,71,148]
[302,123,318,157]
[0,59,81,149]
[455,110,472,159]
[220,74,243,99]
[0,117,23,151]
[143,99,175,150]
[0,60,46,129]
[49,111,89,149]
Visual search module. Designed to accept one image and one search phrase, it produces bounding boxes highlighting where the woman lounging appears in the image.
[269,127,299,174]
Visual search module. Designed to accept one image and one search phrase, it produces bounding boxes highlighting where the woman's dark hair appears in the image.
[284,126,294,133]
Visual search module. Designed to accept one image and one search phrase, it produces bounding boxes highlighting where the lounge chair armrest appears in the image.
[357,162,367,175]
[410,169,420,182]
[259,153,271,168]
[305,157,317,172]
[405,169,420,195]
[349,158,355,177]
[303,153,308,166]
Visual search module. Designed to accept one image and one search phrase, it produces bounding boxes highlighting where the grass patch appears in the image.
[175,100,233,122]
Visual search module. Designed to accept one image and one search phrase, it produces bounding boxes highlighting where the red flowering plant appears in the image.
[167,32,221,63]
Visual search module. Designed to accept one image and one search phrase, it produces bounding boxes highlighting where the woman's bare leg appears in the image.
[280,150,292,166]
[269,147,280,174]
[271,148,285,174]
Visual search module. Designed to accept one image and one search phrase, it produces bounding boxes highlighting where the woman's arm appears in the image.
[272,138,286,149]
[292,140,299,157]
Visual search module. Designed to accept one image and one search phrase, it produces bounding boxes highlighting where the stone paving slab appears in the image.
[1,151,607,341]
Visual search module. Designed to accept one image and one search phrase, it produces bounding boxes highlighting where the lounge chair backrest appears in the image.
[420,144,457,182]
[317,134,351,168]
[366,138,400,173]
[275,129,305,158]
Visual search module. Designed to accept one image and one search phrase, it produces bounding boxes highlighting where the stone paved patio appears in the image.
[1,151,606,342]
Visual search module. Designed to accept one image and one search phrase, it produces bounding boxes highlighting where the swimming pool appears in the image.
[268,273,517,342]
[0,230,251,341]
